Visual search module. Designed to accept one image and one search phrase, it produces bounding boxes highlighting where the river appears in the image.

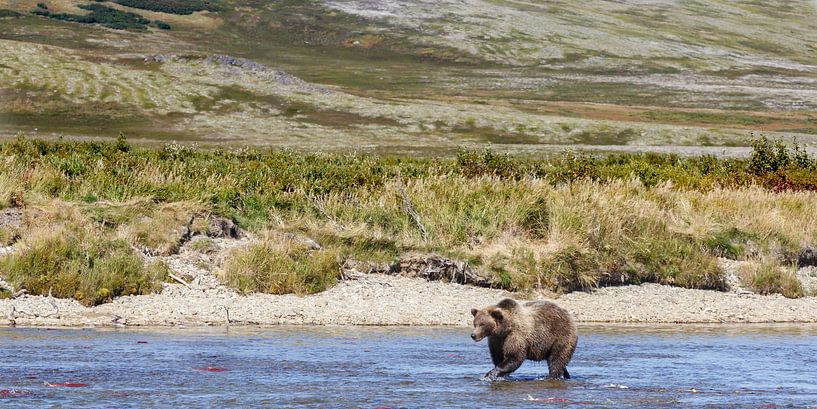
[1,324,816,408]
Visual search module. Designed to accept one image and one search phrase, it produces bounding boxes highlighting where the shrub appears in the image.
[551,151,597,182]
[749,136,789,174]
[0,226,167,306]
[0,9,22,18]
[34,4,151,30]
[741,260,803,298]
[112,0,220,15]
[154,20,171,29]
[455,149,518,178]
[220,234,340,295]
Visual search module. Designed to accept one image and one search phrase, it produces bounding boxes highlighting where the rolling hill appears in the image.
[1,0,817,154]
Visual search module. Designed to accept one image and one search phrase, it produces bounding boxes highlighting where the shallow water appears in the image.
[1,324,816,408]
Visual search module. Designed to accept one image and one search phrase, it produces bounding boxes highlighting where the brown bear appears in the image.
[470,298,577,380]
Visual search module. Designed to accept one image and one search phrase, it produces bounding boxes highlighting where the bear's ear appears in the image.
[496,298,518,310]
[490,309,504,321]
[471,308,479,317]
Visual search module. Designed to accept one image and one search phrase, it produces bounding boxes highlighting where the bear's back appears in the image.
[522,301,577,351]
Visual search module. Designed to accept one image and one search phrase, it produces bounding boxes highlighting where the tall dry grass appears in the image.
[219,231,341,295]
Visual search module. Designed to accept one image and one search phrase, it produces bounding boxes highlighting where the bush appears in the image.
[34,4,151,30]
[112,0,220,15]
[741,260,803,298]
[220,235,340,295]
[0,9,22,18]
[154,20,171,29]
[749,136,790,174]
[0,226,167,306]
[748,136,815,173]
[455,149,518,178]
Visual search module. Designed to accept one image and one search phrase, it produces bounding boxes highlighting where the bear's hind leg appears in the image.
[546,357,565,379]
[547,344,575,379]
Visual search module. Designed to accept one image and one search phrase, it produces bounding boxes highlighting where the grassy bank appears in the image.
[1,136,816,303]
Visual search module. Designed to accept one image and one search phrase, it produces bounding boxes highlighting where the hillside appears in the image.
[1,0,817,153]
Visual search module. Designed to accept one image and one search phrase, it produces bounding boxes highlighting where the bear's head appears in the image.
[470,299,517,342]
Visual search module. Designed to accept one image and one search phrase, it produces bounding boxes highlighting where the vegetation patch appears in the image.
[154,19,171,29]
[119,202,206,256]
[0,226,19,247]
[1,137,816,298]
[0,9,22,18]
[740,260,803,299]
[0,223,168,306]
[643,110,773,127]
[220,234,340,295]
[32,4,150,30]
[189,237,216,254]
[108,0,220,15]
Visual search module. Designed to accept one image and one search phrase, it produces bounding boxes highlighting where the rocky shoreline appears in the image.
[2,273,817,328]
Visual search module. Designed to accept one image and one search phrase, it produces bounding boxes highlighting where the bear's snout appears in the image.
[471,333,476,340]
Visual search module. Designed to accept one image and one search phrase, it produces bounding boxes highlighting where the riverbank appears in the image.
[3,139,817,326]
[3,272,817,328]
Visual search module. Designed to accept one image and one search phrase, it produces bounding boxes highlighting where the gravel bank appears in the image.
[2,274,817,328]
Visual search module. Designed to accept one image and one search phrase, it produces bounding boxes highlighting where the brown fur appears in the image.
[470,298,577,380]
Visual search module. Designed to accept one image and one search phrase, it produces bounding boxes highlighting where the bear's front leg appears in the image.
[484,353,525,381]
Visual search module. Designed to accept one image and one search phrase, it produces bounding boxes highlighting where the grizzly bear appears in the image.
[470,298,577,380]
